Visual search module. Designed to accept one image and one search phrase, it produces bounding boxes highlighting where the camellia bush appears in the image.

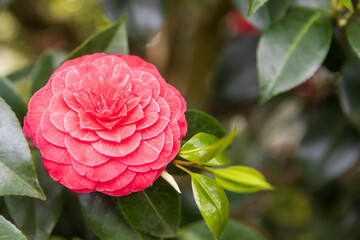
[1,0,360,239]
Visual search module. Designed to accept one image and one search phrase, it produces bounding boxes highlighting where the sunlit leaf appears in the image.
[0,77,26,124]
[257,9,332,103]
[212,166,273,193]
[4,151,63,240]
[65,15,128,61]
[347,17,360,58]
[0,215,27,240]
[79,193,158,240]
[179,128,236,165]
[118,179,180,238]
[178,219,265,240]
[0,98,45,199]
[184,110,225,141]
[191,174,229,239]
[340,0,354,11]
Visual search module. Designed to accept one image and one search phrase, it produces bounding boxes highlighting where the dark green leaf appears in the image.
[6,66,33,83]
[0,98,44,199]
[180,128,236,165]
[290,0,332,14]
[184,109,225,141]
[179,133,230,166]
[297,98,360,188]
[178,219,265,240]
[4,151,63,240]
[233,0,289,30]
[191,174,229,239]
[341,0,354,11]
[212,166,273,193]
[0,77,26,124]
[31,52,66,95]
[65,15,128,61]
[0,215,27,240]
[347,17,360,58]
[247,0,268,18]
[257,9,332,103]
[79,193,157,240]
[118,179,180,238]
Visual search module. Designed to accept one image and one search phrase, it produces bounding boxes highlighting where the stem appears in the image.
[174,164,193,175]
[172,159,213,173]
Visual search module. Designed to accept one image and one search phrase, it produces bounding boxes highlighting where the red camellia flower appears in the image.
[24,53,187,196]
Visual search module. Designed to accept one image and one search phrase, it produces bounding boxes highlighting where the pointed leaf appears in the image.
[0,77,26,124]
[257,9,332,103]
[179,219,265,240]
[212,166,273,193]
[161,170,181,193]
[31,51,66,94]
[0,98,44,199]
[340,0,354,11]
[179,133,231,166]
[347,17,360,58]
[118,179,180,238]
[65,15,128,61]
[191,174,229,240]
[180,128,236,165]
[247,0,268,18]
[184,109,225,141]
[0,215,27,240]
[4,151,63,240]
[79,193,158,240]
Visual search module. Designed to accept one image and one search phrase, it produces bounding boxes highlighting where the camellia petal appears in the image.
[24,53,187,196]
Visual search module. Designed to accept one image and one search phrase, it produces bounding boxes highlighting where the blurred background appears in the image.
[1,0,360,239]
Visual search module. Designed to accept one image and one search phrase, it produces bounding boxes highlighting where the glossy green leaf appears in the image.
[179,128,236,165]
[290,0,332,14]
[65,15,128,61]
[0,215,27,240]
[31,52,66,94]
[79,193,157,240]
[4,151,63,240]
[118,179,180,238]
[212,166,273,193]
[257,9,332,103]
[341,0,354,11]
[347,17,360,58]
[178,219,264,240]
[340,56,360,131]
[191,174,229,240]
[233,0,289,30]
[0,98,44,199]
[247,0,268,18]
[184,109,225,141]
[179,133,230,166]
[297,98,360,188]
[0,77,26,124]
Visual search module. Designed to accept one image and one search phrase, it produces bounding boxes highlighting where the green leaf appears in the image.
[0,77,27,124]
[179,128,236,165]
[290,0,332,14]
[341,0,354,11]
[6,65,33,83]
[184,110,225,141]
[118,179,180,238]
[0,215,27,240]
[247,0,268,18]
[191,174,229,240]
[212,166,273,193]
[0,98,45,199]
[257,9,332,103]
[79,193,158,240]
[31,52,66,95]
[233,0,289,30]
[4,151,63,240]
[347,17,360,58]
[179,133,230,166]
[65,15,128,61]
[178,219,265,240]
[297,97,360,188]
